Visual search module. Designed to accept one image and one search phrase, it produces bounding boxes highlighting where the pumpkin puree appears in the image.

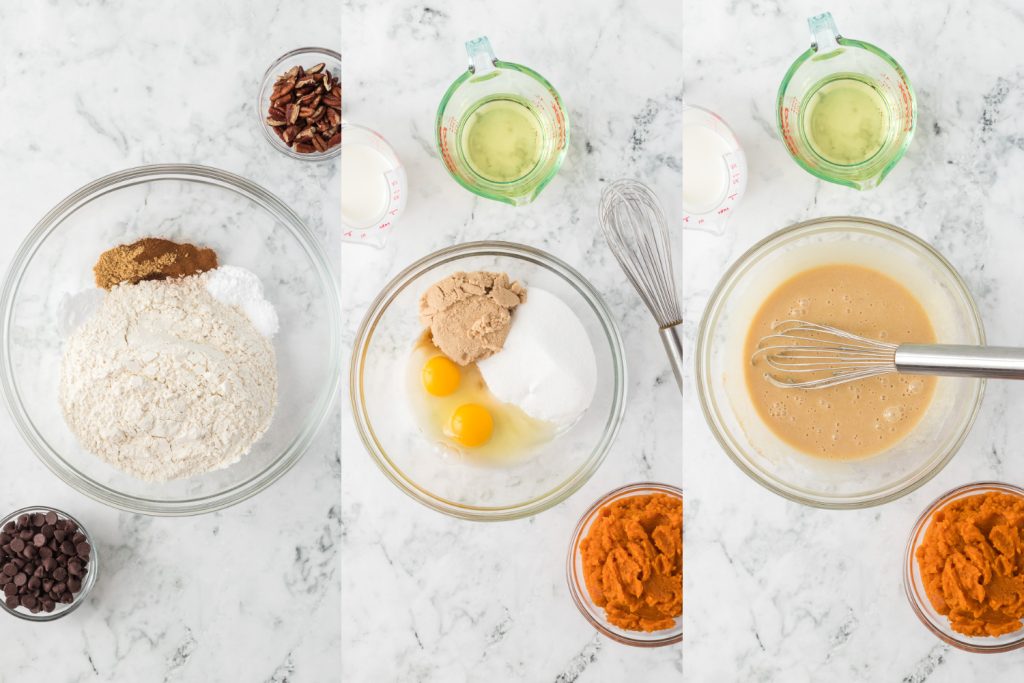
[580,493,681,632]
[916,491,1024,637]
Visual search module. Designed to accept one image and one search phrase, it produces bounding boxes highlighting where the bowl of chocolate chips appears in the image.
[0,507,97,621]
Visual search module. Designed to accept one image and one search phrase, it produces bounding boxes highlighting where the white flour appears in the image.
[59,275,277,482]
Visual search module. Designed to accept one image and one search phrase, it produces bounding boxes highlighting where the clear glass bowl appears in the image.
[0,165,341,515]
[904,482,1024,652]
[695,217,985,508]
[256,47,341,162]
[0,506,98,622]
[566,482,682,646]
[350,241,627,521]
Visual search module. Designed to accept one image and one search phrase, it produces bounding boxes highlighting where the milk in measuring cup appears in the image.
[341,122,407,249]
[682,125,731,214]
[341,145,390,223]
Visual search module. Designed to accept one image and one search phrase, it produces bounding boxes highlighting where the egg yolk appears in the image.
[449,404,493,448]
[422,356,461,397]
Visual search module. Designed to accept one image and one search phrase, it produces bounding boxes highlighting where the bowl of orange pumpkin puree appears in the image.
[905,482,1024,652]
[696,217,986,508]
[566,483,681,646]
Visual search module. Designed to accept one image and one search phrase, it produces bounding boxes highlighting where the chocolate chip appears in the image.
[66,578,81,593]
[64,520,78,534]
[44,511,57,526]
[12,573,26,587]
[22,545,36,559]
[60,541,75,555]
[16,515,29,528]
[42,599,55,612]
[53,581,65,595]
[0,533,9,545]
[60,591,73,604]
[42,579,53,592]
[3,583,16,597]
[31,514,44,527]
[39,547,52,560]
[77,542,91,559]
[27,577,40,591]
[68,561,82,577]
[53,529,66,543]
[5,596,18,609]
[2,522,14,534]
[33,533,46,547]
[52,567,66,582]
[2,563,15,577]
[72,533,86,545]
[9,538,24,553]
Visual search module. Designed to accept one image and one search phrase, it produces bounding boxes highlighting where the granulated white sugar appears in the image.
[477,287,597,425]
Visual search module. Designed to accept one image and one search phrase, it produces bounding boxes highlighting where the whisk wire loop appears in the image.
[751,320,899,389]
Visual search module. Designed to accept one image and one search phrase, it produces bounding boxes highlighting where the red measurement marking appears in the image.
[683,215,690,222]
[378,221,390,230]
[728,193,737,200]
[717,206,730,215]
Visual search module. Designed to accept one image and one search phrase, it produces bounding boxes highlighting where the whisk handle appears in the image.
[660,324,683,393]
[895,344,1024,379]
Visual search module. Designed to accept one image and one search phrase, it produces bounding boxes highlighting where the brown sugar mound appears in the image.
[916,491,1024,637]
[580,493,682,633]
[94,238,219,290]
[417,271,526,365]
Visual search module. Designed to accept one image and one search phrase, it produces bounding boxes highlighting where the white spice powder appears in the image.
[58,275,277,482]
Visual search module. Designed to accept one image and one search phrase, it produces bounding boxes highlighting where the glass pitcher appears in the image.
[435,36,569,206]
[776,12,916,190]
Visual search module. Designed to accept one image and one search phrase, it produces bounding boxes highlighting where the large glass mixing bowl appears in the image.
[0,165,341,515]
[351,242,627,521]
[696,217,985,508]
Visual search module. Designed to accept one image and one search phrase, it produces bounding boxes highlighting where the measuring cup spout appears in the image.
[466,36,498,76]
[808,12,842,54]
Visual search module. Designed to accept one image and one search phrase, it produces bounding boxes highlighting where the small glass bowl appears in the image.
[256,47,341,161]
[904,481,1024,653]
[0,507,98,622]
[566,482,682,647]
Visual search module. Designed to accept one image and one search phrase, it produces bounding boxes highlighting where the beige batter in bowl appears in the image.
[696,217,986,508]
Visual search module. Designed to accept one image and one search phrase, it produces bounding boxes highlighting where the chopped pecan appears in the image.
[307,63,325,74]
[327,133,340,149]
[267,61,341,154]
[294,142,315,154]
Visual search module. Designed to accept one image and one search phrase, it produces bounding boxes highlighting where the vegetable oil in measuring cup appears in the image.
[801,75,892,166]
[459,96,544,183]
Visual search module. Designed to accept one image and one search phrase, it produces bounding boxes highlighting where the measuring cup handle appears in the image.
[466,36,498,75]
[808,12,842,53]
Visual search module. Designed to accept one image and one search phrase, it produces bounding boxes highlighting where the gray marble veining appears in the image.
[342,0,682,680]
[0,1,339,681]
[685,1,1024,680]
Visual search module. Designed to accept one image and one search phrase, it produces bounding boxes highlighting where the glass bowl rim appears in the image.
[694,216,986,509]
[0,506,98,622]
[0,163,342,516]
[565,481,682,647]
[903,480,1024,653]
[256,46,341,162]
[349,240,627,521]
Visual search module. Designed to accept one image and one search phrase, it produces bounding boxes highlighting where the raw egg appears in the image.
[448,404,494,447]
[422,356,461,397]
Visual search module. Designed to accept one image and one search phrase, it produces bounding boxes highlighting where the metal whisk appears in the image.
[753,320,1024,389]
[598,179,682,392]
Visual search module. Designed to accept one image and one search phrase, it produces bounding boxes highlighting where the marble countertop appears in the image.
[341,0,681,680]
[0,1,339,681]
[684,1,1024,680]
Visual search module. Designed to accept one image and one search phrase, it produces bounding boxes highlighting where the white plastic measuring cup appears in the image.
[682,104,746,236]
[341,121,408,249]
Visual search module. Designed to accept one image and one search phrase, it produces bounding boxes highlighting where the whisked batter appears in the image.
[744,264,936,460]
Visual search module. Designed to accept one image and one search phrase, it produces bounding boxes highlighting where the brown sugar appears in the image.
[93,238,218,290]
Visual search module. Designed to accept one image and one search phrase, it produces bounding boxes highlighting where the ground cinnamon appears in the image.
[93,238,218,290]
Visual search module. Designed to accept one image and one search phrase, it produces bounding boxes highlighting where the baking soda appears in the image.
[205,266,279,338]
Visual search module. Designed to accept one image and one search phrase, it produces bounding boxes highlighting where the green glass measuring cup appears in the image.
[435,36,569,206]
[776,12,916,190]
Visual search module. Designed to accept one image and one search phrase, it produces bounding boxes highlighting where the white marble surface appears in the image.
[341,0,682,680]
[0,2,340,681]
[685,1,1024,680]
